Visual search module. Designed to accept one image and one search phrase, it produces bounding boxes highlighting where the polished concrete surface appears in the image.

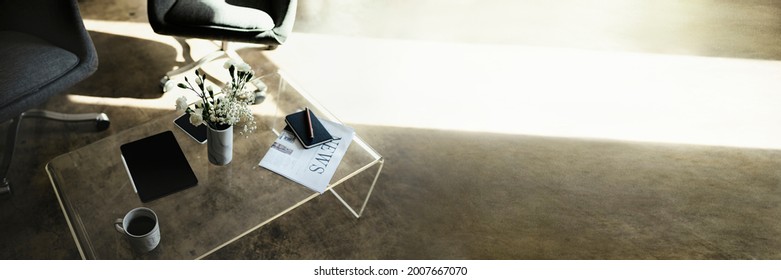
[2,0,781,259]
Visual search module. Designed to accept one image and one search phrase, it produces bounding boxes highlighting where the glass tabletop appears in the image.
[47,71,383,259]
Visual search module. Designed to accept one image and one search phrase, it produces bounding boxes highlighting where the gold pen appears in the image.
[306,107,314,139]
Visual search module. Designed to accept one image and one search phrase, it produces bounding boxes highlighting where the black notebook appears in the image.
[284,109,333,148]
[120,131,198,202]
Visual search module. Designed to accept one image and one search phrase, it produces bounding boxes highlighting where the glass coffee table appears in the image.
[46,71,384,259]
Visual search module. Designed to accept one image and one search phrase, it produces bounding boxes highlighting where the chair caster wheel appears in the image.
[95,113,110,131]
[250,79,267,105]
[254,90,266,105]
[0,179,11,197]
[160,76,169,89]
[161,76,177,92]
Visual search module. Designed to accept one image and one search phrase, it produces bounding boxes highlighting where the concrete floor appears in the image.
[2,0,781,259]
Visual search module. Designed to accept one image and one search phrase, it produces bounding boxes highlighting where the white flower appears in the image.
[223,58,241,69]
[223,58,252,73]
[175,96,188,112]
[178,62,257,134]
[189,108,204,126]
[236,62,252,73]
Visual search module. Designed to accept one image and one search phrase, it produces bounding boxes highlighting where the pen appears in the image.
[306,107,314,139]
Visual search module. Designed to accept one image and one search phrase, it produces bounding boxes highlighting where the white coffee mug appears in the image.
[114,207,160,252]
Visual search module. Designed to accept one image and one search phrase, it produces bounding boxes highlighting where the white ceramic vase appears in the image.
[207,124,233,165]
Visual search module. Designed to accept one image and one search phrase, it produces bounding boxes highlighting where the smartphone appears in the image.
[174,113,207,144]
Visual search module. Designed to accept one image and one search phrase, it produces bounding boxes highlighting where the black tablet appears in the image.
[120,131,198,202]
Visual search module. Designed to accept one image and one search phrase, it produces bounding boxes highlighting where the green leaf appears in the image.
[177,83,187,89]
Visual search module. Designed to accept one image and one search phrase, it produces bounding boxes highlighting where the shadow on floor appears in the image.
[71,31,180,99]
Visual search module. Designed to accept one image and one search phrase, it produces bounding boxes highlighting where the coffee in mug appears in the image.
[114,207,160,253]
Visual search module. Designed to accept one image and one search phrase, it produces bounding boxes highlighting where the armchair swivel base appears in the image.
[0,110,109,197]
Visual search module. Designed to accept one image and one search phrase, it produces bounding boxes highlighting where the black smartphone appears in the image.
[174,113,207,144]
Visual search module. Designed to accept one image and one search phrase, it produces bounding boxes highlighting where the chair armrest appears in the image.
[147,0,179,33]
[270,0,297,43]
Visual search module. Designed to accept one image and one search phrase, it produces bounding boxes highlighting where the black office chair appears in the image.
[0,0,110,196]
[147,0,297,90]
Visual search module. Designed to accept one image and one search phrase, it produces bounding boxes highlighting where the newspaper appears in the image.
[259,119,354,193]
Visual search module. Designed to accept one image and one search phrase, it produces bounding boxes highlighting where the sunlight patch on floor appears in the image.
[265,33,781,149]
[75,20,781,150]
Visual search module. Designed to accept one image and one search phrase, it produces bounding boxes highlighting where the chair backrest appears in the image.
[0,0,97,123]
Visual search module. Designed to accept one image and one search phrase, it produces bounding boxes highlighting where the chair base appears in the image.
[0,110,109,197]
[22,110,110,130]
[160,41,275,95]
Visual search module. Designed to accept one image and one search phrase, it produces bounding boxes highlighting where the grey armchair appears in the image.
[0,0,110,196]
[148,0,297,90]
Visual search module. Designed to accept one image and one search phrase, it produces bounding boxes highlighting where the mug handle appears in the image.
[114,218,125,234]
